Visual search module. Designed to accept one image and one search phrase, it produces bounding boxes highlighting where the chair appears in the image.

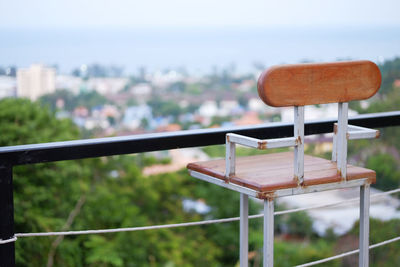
[187,60,381,267]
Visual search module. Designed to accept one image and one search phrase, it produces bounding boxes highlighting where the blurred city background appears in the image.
[1,0,400,266]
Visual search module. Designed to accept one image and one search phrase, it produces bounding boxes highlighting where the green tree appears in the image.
[276,210,314,238]
[76,91,108,110]
[76,158,221,266]
[0,98,93,266]
[378,57,400,95]
[186,172,263,265]
[148,97,182,118]
[366,154,400,191]
[39,89,75,111]
[274,239,338,267]
[40,90,108,112]
[1,98,221,266]
[348,218,400,267]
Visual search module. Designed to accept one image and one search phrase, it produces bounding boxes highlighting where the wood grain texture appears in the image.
[257,60,381,107]
[187,152,376,192]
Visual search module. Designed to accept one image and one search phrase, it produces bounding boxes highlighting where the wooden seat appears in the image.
[188,152,376,193]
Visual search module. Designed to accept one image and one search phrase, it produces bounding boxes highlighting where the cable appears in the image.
[14,187,400,238]
[16,216,242,237]
[6,188,400,267]
[295,236,400,267]
[0,236,17,245]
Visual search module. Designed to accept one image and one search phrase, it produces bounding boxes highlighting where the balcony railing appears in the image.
[1,110,400,266]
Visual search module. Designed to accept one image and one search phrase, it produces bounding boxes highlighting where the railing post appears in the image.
[240,193,248,267]
[225,134,236,179]
[359,184,370,267]
[0,166,15,267]
[294,106,304,184]
[337,102,348,179]
[263,199,274,267]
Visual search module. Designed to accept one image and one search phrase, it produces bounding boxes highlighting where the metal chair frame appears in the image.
[188,103,379,267]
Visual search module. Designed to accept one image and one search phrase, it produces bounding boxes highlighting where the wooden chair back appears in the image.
[257,60,381,107]
[256,60,381,182]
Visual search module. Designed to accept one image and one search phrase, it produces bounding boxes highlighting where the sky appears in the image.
[1,0,400,29]
[1,0,399,73]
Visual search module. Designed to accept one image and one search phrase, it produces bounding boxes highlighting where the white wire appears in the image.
[15,216,242,237]
[0,236,17,244]
[14,187,400,238]
[295,235,400,267]
[4,188,400,267]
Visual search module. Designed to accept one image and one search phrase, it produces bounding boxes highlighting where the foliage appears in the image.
[75,158,221,266]
[148,97,182,118]
[349,218,400,267]
[5,57,400,266]
[378,57,400,95]
[0,98,93,266]
[209,116,232,127]
[184,84,202,95]
[366,154,400,191]
[274,239,339,267]
[237,93,248,108]
[345,59,400,192]
[275,210,314,239]
[75,91,108,110]
[0,98,79,145]
[40,89,108,112]
[185,171,262,265]
[1,99,220,266]
[167,81,185,93]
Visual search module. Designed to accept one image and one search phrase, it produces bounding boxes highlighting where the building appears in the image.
[86,77,128,95]
[56,75,82,95]
[122,105,153,130]
[0,76,17,99]
[17,64,56,101]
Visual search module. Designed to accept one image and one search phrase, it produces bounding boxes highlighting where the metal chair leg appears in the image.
[263,198,274,267]
[240,193,249,267]
[359,184,370,267]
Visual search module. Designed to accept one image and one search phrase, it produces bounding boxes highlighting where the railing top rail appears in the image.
[0,111,399,167]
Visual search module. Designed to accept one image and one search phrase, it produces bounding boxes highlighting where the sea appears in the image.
[1,26,399,75]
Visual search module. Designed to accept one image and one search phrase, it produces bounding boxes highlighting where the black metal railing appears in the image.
[1,111,400,266]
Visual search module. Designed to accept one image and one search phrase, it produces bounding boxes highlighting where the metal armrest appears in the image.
[225,133,298,178]
[347,124,380,140]
[332,123,380,162]
[226,133,298,149]
[334,123,380,140]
